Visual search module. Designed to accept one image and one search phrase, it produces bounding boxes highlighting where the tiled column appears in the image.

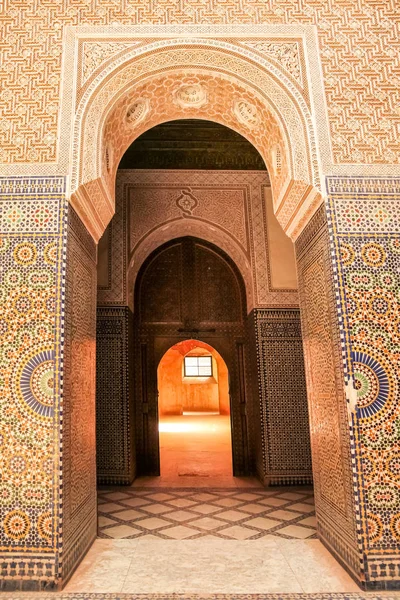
[0,178,97,590]
[296,176,400,589]
[248,308,312,486]
[0,177,66,589]
[61,205,97,585]
[96,306,136,484]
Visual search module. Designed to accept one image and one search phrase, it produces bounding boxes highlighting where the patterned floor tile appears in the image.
[289,503,315,513]
[233,493,264,501]
[122,497,152,508]
[136,517,171,530]
[278,524,315,538]
[190,503,221,514]
[303,497,315,504]
[167,510,199,522]
[97,486,317,540]
[268,510,303,521]
[258,497,288,507]
[244,517,282,531]
[189,517,226,530]
[241,503,268,514]
[219,525,258,539]
[298,516,317,527]
[191,492,219,501]
[104,492,131,500]
[166,498,198,508]
[161,525,198,539]
[146,493,175,501]
[99,502,125,513]
[104,524,141,538]
[98,516,118,527]
[213,497,243,507]
[114,509,144,521]
[217,510,250,522]
[277,492,306,500]
[140,503,172,515]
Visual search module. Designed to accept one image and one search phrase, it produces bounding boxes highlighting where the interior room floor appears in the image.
[156,413,233,485]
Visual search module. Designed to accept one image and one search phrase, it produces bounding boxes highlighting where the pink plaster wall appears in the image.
[158,344,230,416]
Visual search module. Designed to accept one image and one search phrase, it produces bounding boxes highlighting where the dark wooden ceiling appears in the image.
[118,119,266,171]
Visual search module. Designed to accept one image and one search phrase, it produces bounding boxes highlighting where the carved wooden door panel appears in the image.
[134,237,250,476]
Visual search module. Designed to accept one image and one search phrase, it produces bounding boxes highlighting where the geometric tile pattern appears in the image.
[1,3,399,166]
[326,176,400,585]
[96,306,135,485]
[97,487,316,541]
[295,205,360,583]
[0,176,67,588]
[61,206,98,583]
[252,309,312,486]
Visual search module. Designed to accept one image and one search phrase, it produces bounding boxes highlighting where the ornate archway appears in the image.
[1,19,399,592]
[69,39,323,242]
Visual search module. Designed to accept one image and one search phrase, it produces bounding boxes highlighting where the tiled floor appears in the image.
[59,484,362,594]
[97,487,317,540]
[64,536,360,593]
[62,411,360,596]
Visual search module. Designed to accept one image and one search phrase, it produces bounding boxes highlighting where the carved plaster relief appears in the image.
[98,170,299,311]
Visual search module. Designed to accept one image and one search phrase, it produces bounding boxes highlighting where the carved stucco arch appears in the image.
[127,219,254,312]
[70,39,323,242]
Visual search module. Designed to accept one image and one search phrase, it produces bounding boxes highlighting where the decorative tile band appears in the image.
[0,176,67,589]
[331,199,400,235]
[0,178,66,195]
[326,175,400,585]
[0,177,65,235]
[327,177,400,197]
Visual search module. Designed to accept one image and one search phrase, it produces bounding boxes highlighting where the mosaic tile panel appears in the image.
[326,176,400,587]
[295,206,360,583]
[96,306,135,485]
[61,206,97,584]
[251,309,312,486]
[0,177,67,590]
[97,487,316,540]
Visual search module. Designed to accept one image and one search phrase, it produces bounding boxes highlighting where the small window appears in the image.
[184,355,212,377]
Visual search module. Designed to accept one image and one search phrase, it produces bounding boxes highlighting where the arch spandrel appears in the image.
[71,40,323,242]
[101,72,286,195]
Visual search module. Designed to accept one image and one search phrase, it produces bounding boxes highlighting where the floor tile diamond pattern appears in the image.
[97,486,316,540]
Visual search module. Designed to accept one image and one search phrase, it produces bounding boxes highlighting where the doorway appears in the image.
[158,340,233,481]
[134,236,251,477]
